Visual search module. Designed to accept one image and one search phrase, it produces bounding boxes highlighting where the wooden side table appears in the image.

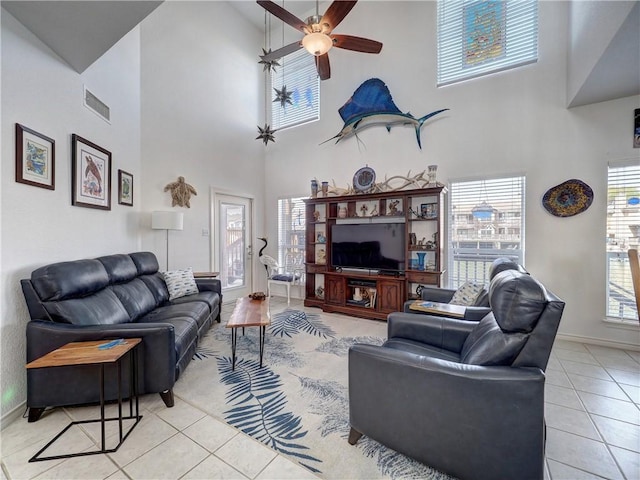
[26,338,143,462]
[408,300,467,319]
[193,271,219,278]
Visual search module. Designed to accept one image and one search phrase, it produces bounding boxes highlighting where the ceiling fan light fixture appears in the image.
[302,32,333,56]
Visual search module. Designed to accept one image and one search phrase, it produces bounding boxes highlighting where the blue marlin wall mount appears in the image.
[324,78,448,149]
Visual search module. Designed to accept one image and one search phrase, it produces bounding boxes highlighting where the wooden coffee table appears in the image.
[226,297,271,370]
[409,300,467,319]
[26,338,142,462]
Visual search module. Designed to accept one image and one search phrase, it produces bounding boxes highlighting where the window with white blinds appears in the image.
[606,162,640,321]
[271,49,320,130]
[448,175,525,288]
[277,196,306,268]
[437,0,538,86]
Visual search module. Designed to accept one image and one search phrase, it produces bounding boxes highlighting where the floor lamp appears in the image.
[152,211,184,271]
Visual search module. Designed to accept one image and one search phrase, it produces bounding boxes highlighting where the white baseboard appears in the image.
[556,333,640,352]
[1,401,26,430]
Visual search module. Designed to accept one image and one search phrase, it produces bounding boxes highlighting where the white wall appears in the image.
[262,1,640,347]
[0,10,142,417]
[139,1,265,278]
[567,0,636,105]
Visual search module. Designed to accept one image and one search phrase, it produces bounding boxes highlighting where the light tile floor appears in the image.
[1,298,639,480]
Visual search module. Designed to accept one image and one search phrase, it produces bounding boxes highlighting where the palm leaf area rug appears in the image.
[174,306,453,480]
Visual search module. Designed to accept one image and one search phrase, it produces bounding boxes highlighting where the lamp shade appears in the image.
[302,32,333,56]
[152,211,184,230]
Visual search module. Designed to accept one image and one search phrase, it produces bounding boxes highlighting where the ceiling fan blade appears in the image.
[331,34,383,54]
[315,53,331,80]
[256,0,307,32]
[262,41,302,61]
[320,1,358,33]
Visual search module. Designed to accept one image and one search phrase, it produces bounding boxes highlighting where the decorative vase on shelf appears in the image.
[427,165,438,185]
[311,180,318,198]
[416,252,426,271]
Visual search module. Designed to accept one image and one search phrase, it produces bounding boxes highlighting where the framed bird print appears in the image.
[118,169,133,206]
[71,134,111,210]
[15,123,55,190]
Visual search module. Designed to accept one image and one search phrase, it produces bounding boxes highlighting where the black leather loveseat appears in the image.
[21,251,221,422]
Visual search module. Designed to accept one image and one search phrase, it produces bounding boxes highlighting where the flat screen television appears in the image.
[330,223,405,273]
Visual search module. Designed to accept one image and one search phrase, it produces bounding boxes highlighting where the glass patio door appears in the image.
[214,193,253,302]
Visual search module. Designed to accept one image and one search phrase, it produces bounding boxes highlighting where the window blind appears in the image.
[271,49,320,130]
[277,197,306,267]
[448,175,525,288]
[606,162,640,320]
[437,0,538,86]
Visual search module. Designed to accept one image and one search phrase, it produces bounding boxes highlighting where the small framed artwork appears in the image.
[634,108,640,148]
[420,203,429,217]
[118,169,133,206]
[71,134,112,210]
[421,203,438,218]
[15,123,55,190]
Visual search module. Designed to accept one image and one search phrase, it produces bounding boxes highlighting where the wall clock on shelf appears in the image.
[353,166,376,193]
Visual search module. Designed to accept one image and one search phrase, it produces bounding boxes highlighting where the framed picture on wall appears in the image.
[71,134,111,210]
[118,169,133,206]
[15,123,55,190]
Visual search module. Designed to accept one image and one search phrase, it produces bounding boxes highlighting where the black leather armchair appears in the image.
[403,257,527,321]
[348,269,565,480]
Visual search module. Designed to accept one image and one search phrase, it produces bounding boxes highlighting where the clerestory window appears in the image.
[437,0,538,86]
[271,49,320,130]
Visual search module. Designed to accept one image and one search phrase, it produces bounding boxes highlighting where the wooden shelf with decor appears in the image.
[303,186,446,320]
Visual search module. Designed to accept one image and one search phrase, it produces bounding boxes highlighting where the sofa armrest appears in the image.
[348,344,546,480]
[196,278,222,296]
[387,312,475,353]
[26,320,176,394]
[462,306,491,321]
[421,286,456,303]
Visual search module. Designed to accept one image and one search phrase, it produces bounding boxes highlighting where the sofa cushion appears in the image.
[139,273,171,304]
[140,302,210,330]
[111,279,158,321]
[43,289,130,325]
[490,270,547,333]
[460,316,528,366]
[450,281,484,306]
[162,268,198,300]
[98,254,139,283]
[171,291,220,313]
[31,259,109,301]
[129,251,160,275]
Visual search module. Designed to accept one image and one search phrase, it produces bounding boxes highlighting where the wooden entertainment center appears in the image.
[303,186,445,320]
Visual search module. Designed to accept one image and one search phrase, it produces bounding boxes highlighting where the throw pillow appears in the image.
[162,267,198,301]
[450,281,484,306]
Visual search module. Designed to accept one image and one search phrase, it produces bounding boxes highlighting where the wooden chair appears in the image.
[628,248,640,320]
[259,253,304,304]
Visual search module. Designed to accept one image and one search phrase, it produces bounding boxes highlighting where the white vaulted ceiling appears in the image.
[2,1,638,105]
[2,0,163,73]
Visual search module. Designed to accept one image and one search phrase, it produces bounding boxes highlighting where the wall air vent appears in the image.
[83,86,110,123]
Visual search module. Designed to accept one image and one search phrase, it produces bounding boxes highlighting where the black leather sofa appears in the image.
[349,267,565,480]
[21,251,221,422]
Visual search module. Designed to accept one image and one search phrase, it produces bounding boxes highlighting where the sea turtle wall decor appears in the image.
[164,176,197,208]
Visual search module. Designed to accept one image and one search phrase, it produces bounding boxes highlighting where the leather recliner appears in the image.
[348,269,565,480]
[403,257,528,321]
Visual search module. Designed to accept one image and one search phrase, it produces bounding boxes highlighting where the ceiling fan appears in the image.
[257,0,382,80]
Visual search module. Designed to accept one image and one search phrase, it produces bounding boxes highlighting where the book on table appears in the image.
[409,300,466,318]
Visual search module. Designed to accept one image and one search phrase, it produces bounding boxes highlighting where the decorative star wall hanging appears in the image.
[273,86,293,108]
[258,48,280,73]
[256,124,276,145]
